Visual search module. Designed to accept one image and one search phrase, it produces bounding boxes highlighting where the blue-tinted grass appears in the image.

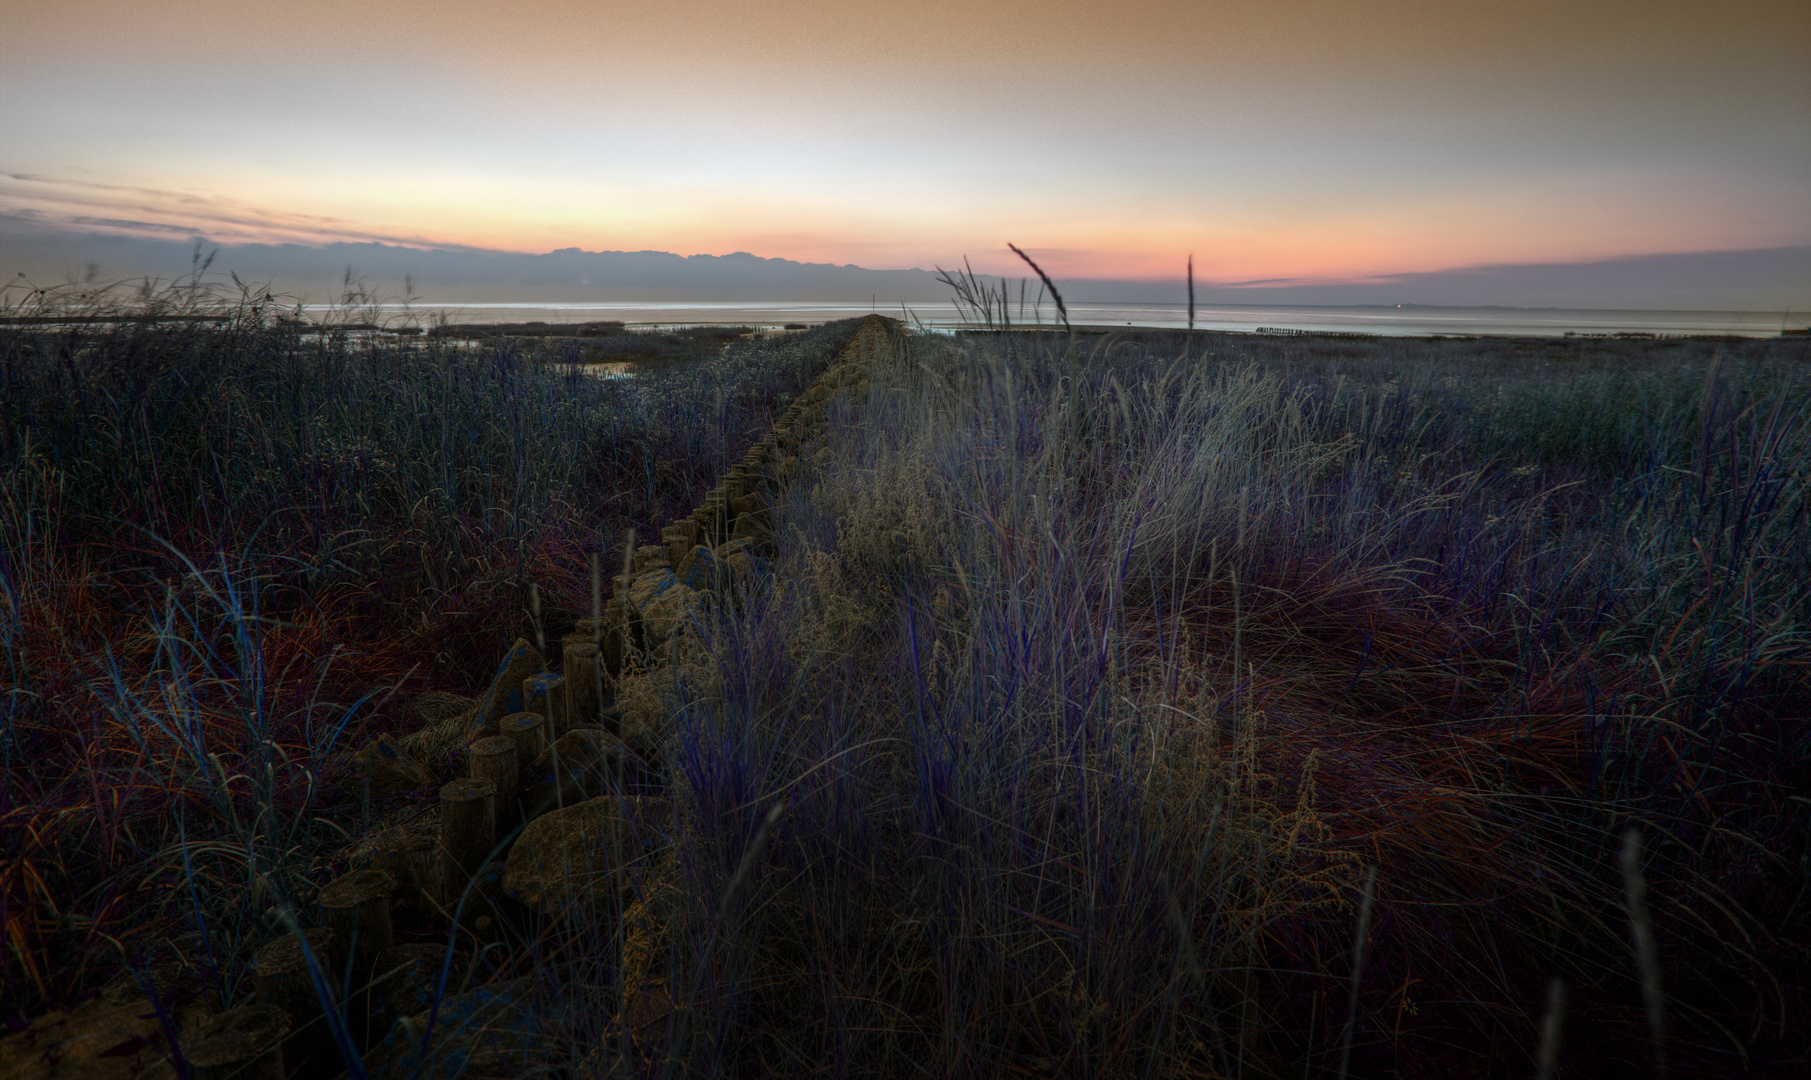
[600,327,1809,1077]
[6,263,1806,1079]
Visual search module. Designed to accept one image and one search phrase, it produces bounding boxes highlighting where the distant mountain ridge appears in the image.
[0,230,954,302]
[3,218,1806,311]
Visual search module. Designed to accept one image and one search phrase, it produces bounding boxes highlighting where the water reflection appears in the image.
[301,300,1797,339]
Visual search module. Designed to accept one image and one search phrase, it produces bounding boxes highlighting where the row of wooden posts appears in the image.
[151,316,902,1080]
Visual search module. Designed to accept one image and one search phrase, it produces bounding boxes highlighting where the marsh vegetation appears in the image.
[625,324,1808,1077]
[1,271,1806,1078]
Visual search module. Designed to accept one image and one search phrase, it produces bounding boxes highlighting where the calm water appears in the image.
[316,299,1802,338]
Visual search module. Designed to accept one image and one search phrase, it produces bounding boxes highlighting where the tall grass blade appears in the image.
[1008,243,1070,340]
[1621,827,1667,1078]
[1337,866,1379,1080]
[1535,976,1565,1080]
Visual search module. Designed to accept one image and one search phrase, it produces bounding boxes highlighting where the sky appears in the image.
[3,0,1808,305]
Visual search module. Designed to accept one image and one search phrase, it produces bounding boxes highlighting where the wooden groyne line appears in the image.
[0,315,905,1080]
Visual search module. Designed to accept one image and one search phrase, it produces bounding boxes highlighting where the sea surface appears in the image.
[318,300,1802,339]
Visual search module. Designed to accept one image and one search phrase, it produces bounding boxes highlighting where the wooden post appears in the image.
[181,1003,290,1080]
[523,672,563,733]
[603,597,629,678]
[317,869,396,983]
[660,525,691,567]
[500,711,549,773]
[549,674,568,732]
[468,735,520,832]
[252,928,336,1080]
[252,926,335,1013]
[365,817,441,929]
[702,492,728,544]
[565,642,600,729]
[439,778,497,897]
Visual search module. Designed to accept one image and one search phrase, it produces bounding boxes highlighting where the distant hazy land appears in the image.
[240,300,1792,339]
[4,217,1807,321]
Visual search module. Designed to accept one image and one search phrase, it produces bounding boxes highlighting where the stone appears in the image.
[629,569,704,641]
[501,796,663,919]
[673,545,718,591]
[717,538,765,579]
[641,579,704,641]
[633,544,670,573]
[360,978,545,1080]
[521,728,627,814]
[344,811,442,930]
[356,734,433,799]
[472,639,546,735]
[732,511,773,544]
[0,984,203,1080]
[181,1004,289,1080]
[626,565,677,608]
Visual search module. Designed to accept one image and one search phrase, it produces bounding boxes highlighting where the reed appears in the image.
[580,317,1807,1076]
[4,266,1806,1078]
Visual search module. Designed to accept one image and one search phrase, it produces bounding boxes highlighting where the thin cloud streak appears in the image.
[0,173,479,250]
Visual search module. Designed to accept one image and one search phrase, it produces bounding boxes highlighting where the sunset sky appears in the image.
[3,0,1808,294]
